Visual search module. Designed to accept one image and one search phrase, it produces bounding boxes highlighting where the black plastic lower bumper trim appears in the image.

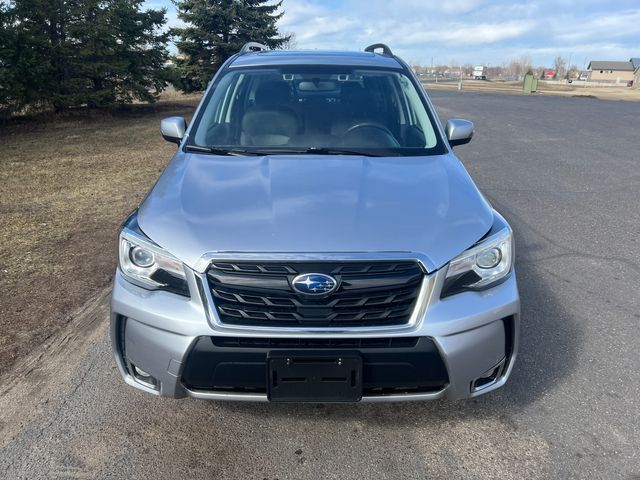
[181,336,449,396]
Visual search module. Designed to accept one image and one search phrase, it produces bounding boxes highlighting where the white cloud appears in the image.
[146,0,640,66]
[553,9,640,43]
[387,20,536,46]
[276,1,539,62]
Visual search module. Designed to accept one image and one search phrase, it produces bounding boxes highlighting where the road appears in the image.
[1,91,639,479]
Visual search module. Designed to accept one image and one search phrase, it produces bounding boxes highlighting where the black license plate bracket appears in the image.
[267,351,362,402]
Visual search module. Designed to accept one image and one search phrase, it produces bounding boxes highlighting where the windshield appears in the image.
[187,66,446,156]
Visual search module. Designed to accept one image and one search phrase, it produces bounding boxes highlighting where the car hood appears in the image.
[138,153,493,272]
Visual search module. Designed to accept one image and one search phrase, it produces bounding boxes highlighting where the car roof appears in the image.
[229,50,404,69]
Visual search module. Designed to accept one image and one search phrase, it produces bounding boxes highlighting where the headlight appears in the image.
[441,226,513,297]
[118,214,189,296]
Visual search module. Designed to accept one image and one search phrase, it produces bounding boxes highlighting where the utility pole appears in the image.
[567,52,573,81]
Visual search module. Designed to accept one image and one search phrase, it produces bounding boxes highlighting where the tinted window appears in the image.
[188,66,445,156]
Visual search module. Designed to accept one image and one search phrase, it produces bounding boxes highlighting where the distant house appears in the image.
[632,58,640,87]
[587,60,634,84]
[543,70,555,79]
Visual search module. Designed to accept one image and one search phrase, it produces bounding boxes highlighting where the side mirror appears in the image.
[160,116,186,145]
[445,119,474,147]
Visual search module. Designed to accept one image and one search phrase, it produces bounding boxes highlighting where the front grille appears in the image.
[206,261,424,328]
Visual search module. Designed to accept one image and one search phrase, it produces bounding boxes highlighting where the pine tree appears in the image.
[66,0,170,108]
[0,0,169,115]
[0,3,16,115]
[0,0,65,115]
[172,0,289,92]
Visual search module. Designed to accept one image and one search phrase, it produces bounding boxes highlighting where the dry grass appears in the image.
[423,79,640,101]
[0,95,200,375]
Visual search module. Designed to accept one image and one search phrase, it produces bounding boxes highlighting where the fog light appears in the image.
[130,246,155,268]
[131,364,158,389]
[133,365,151,378]
[471,357,506,393]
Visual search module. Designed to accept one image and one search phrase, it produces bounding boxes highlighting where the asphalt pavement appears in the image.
[1,90,639,479]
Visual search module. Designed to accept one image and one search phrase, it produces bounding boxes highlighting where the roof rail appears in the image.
[239,42,269,55]
[364,43,393,56]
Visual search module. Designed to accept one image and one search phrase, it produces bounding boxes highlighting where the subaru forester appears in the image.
[111,43,519,402]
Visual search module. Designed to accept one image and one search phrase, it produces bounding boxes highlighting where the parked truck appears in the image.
[473,66,487,80]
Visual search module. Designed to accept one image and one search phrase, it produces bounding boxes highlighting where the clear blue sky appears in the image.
[144,0,640,68]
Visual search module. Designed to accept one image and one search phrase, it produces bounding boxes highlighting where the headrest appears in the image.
[254,81,292,107]
[340,82,364,97]
[242,109,299,145]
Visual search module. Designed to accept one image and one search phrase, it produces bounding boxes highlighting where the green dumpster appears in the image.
[523,74,538,94]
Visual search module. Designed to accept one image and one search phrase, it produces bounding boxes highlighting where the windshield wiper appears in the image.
[225,147,384,157]
[303,147,384,157]
[183,145,263,156]
[184,145,388,157]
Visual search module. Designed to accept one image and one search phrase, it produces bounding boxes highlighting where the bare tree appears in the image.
[280,32,297,50]
[553,56,567,80]
[566,64,579,80]
[487,65,503,78]
[506,55,533,79]
[506,60,521,78]
[434,64,448,76]
[411,64,427,75]
[518,55,533,75]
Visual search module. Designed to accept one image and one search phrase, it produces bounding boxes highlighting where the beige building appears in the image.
[587,60,634,84]
[632,58,640,88]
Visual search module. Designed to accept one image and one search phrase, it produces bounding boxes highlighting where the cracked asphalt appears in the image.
[1,91,639,479]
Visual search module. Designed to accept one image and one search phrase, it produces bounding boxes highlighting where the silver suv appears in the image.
[111,43,519,402]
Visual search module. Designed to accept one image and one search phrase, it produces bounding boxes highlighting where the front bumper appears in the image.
[110,258,520,401]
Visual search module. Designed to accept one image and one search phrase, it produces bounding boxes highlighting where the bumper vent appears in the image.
[206,261,424,328]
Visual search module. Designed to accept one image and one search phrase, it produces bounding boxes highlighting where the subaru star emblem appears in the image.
[292,273,338,295]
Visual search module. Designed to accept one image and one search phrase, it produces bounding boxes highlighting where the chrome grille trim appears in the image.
[196,252,435,335]
[207,261,422,328]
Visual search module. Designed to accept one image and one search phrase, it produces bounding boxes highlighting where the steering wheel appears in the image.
[342,123,400,147]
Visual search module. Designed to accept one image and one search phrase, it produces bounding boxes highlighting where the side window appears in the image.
[194,72,241,145]
[398,75,437,148]
[389,76,411,126]
[364,76,400,132]
[223,73,245,123]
